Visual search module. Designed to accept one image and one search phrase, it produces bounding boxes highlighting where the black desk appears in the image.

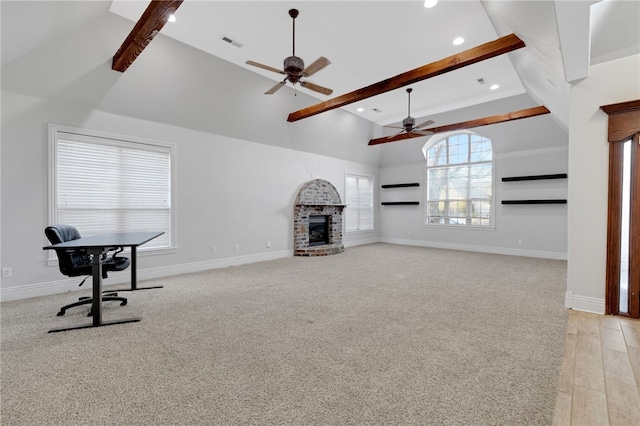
[43,231,164,333]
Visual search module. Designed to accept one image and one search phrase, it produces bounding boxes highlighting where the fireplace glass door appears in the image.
[309,215,329,246]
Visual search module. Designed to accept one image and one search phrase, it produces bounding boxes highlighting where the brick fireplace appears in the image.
[294,179,345,256]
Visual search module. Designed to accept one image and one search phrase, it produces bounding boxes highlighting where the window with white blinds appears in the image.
[345,173,374,231]
[49,124,174,250]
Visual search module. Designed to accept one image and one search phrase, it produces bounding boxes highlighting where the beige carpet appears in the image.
[1,243,568,425]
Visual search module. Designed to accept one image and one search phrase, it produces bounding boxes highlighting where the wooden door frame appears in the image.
[601,100,640,317]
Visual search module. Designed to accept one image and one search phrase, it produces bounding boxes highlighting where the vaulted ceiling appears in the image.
[2,1,638,146]
[106,0,639,133]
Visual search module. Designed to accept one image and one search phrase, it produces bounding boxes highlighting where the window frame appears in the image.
[601,100,640,318]
[344,172,374,232]
[423,131,495,230]
[48,124,177,262]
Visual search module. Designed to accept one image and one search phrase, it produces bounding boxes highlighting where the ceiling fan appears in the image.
[246,9,333,96]
[384,88,435,138]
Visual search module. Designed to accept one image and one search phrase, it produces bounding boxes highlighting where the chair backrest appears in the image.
[45,224,81,244]
[45,225,92,277]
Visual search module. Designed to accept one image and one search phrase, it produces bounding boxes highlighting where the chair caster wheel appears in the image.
[120,301,127,306]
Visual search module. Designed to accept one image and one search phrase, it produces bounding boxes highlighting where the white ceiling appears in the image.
[2,1,637,131]
[109,0,528,126]
[107,0,639,129]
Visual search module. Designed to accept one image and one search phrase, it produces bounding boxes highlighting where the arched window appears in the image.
[423,132,494,227]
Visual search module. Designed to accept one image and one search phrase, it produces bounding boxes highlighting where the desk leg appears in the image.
[91,248,103,325]
[48,248,141,333]
[119,246,163,292]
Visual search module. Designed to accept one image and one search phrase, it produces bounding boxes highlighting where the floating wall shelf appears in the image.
[381,183,420,188]
[381,183,420,205]
[501,173,567,182]
[381,201,420,206]
[501,199,567,205]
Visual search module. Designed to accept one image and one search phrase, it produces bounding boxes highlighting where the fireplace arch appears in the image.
[293,179,345,256]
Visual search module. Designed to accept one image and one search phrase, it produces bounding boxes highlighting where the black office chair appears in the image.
[45,225,130,317]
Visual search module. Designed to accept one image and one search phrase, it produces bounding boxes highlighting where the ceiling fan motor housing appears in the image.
[403,116,416,132]
[284,56,305,81]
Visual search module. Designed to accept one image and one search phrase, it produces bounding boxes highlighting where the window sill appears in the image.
[424,224,496,231]
[346,228,375,234]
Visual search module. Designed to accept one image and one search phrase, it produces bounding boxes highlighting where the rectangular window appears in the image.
[425,133,493,227]
[49,124,175,250]
[345,173,373,231]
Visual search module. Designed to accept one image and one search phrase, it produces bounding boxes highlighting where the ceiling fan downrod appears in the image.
[284,8,304,78]
[289,9,298,56]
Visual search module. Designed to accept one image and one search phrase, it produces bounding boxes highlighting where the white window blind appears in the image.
[50,125,173,250]
[345,174,373,231]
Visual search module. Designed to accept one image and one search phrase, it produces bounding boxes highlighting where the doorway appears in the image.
[603,100,640,318]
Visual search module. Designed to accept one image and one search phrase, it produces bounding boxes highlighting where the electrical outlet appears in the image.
[235,244,240,251]
[211,246,217,254]
[2,267,12,278]
[518,239,523,245]
[266,241,271,248]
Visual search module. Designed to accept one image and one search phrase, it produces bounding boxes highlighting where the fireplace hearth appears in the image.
[294,179,345,256]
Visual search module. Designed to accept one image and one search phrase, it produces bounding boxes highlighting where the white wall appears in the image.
[0,8,384,301]
[378,145,568,258]
[3,4,634,309]
[0,91,379,301]
[566,53,640,314]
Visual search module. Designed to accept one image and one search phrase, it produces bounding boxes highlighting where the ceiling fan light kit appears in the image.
[246,8,333,96]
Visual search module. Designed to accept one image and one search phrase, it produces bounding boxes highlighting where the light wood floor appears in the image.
[553,310,640,425]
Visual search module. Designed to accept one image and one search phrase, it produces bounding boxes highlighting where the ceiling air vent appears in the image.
[221,36,243,48]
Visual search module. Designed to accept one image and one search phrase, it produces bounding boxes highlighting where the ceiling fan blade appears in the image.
[300,81,333,96]
[415,119,435,129]
[369,106,550,146]
[302,56,331,77]
[384,125,404,130]
[265,80,287,95]
[246,60,286,75]
[387,129,405,139]
[410,129,434,136]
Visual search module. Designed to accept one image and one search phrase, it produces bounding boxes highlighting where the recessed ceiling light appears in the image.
[357,107,364,112]
[168,14,176,22]
[424,0,438,8]
[453,37,464,46]
[490,84,500,90]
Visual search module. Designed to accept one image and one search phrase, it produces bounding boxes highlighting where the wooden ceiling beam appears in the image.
[368,106,550,146]
[287,33,525,123]
[112,0,183,73]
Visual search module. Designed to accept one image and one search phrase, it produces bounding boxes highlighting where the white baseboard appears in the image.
[1,250,292,302]
[564,290,606,315]
[344,238,379,248]
[379,238,568,260]
[138,249,292,281]
[0,240,569,302]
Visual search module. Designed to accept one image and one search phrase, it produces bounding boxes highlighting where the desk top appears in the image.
[43,231,164,250]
